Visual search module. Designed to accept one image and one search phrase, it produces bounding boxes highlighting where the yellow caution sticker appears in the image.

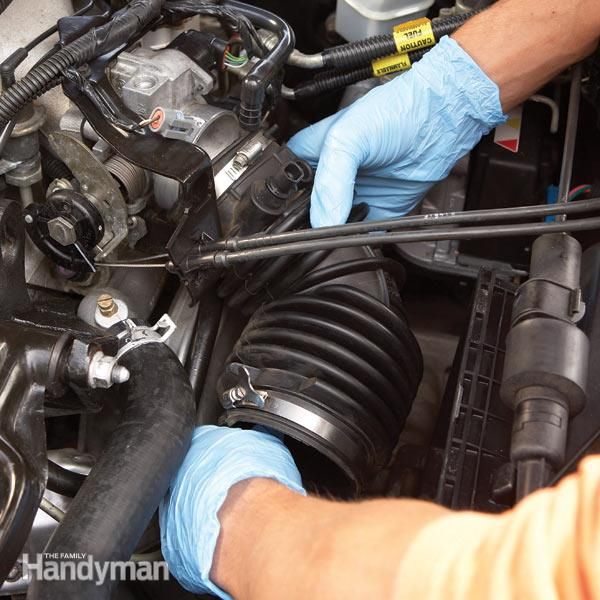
[393,18,435,54]
[372,53,412,77]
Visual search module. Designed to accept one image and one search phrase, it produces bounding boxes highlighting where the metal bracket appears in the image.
[513,276,586,325]
[48,132,128,260]
[62,73,221,300]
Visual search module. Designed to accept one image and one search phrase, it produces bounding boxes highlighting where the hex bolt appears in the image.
[88,351,130,389]
[222,386,247,409]
[97,293,118,317]
[231,386,247,402]
[232,152,249,170]
[47,216,77,247]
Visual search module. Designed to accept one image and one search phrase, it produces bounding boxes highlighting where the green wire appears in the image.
[225,51,247,64]
[568,185,593,202]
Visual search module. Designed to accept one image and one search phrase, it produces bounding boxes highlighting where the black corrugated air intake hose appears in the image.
[216,196,423,496]
[29,342,194,600]
[0,0,164,129]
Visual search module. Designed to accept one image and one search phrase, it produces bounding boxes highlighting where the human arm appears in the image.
[213,457,600,600]
[453,0,600,110]
[288,0,600,227]
[160,426,600,600]
[211,478,448,600]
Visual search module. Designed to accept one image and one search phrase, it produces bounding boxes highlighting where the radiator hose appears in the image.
[28,342,194,600]
[46,460,85,498]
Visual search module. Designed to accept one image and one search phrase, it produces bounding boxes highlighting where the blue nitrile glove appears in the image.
[159,425,305,599]
[288,36,507,227]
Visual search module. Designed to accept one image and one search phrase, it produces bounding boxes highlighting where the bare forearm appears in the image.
[453,0,600,110]
[211,455,600,600]
[212,478,449,600]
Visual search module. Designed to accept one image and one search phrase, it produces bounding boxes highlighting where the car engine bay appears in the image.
[0,0,600,597]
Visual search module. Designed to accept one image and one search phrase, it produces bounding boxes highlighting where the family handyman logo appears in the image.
[22,553,169,585]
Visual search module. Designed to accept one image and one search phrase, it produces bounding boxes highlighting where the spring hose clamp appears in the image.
[115,314,177,360]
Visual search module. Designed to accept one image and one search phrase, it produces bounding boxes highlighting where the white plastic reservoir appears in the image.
[336,0,436,41]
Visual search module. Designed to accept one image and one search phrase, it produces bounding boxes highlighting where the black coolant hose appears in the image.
[321,11,480,71]
[223,0,294,130]
[29,343,194,600]
[0,0,164,128]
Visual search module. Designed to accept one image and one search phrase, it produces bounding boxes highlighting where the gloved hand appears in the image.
[288,36,507,228]
[159,425,305,599]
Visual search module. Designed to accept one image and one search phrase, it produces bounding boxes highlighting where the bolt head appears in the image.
[97,293,118,317]
[47,216,77,247]
[233,153,249,169]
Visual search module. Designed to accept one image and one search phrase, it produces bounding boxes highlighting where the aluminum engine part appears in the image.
[78,289,131,329]
[0,105,45,199]
[147,104,241,158]
[108,47,214,118]
[109,46,241,153]
[109,46,242,211]
[150,101,245,210]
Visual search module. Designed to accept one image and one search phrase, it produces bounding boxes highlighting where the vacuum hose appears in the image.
[223,0,295,131]
[29,342,194,600]
[46,460,85,498]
